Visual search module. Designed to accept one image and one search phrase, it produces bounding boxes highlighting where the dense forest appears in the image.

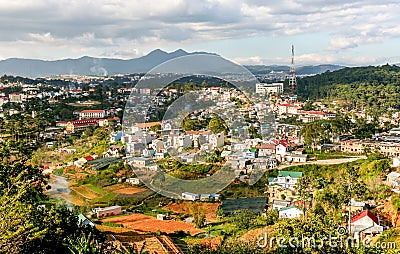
[297,64,400,116]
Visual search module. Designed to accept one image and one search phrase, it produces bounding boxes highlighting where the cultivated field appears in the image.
[164,202,220,222]
[101,213,204,235]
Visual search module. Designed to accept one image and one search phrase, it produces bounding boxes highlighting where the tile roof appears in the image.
[278,171,303,178]
[351,209,379,225]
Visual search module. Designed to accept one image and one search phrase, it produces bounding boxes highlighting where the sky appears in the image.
[1,0,400,66]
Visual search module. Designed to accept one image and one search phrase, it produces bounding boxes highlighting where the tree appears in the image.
[190,204,206,228]
[230,209,256,230]
[148,123,161,132]
[208,116,228,134]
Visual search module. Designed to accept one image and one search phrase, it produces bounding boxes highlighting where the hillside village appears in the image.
[1,69,400,253]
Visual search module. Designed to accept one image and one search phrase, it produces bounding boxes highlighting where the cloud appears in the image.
[0,0,399,64]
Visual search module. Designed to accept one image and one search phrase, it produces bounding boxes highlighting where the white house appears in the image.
[350,210,384,238]
[278,206,303,219]
[276,142,290,162]
[93,206,122,218]
[288,154,308,163]
[150,139,165,153]
[272,200,291,210]
[386,171,400,187]
[394,157,400,168]
[126,142,146,154]
[182,192,200,201]
[269,171,303,189]
[175,135,192,149]
[126,177,140,185]
[130,157,152,167]
[209,132,224,149]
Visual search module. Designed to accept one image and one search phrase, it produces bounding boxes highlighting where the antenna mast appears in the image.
[289,45,297,92]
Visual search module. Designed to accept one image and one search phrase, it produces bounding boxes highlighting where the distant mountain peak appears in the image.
[172,49,187,54]
[147,49,168,56]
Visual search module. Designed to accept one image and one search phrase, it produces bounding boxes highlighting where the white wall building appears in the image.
[79,110,105,119]
[94,206,122,218]
[256,83,284,95]
[278,206,303,219]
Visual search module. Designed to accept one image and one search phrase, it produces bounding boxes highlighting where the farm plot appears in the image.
[164,202,220,221]
[101,214,203,235]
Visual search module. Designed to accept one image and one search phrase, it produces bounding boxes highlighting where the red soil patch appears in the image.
[164,202,220,221]
[113,187,146,195]
[102,213,203,236]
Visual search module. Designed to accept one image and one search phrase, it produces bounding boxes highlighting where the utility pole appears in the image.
[289,45,297,92]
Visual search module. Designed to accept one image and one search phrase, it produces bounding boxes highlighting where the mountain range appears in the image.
[0,49,345,78]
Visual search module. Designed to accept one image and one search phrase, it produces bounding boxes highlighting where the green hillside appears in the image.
[297,64,400,115]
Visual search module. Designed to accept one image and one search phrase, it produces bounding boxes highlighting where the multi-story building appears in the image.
[340,140,400,157]
[256,83,284,95]
[9,92,24,103]
[79,110,106,119]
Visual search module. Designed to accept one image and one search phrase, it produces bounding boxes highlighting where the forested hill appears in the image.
[297,64,400,114]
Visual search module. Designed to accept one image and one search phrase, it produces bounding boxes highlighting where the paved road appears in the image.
[278,156,367,169]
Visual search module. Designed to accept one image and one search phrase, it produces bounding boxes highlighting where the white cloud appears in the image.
[0,0,399,64]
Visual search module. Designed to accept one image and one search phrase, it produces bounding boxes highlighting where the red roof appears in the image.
[81,110,104,113]
[351,210,379,224]
[279,140,289,147]
[257,143,276,149]
[84,156,95,161]
[305,111,325,115]
[279,103,291,107]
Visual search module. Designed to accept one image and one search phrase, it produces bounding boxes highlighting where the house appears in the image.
[343,198,367,213]
[389,128,400,136]
[126,142,146,154]
[175,135,192,149]
[93,206,122,218]
[182,192,200,201]
[394,157,400,168]
[268,170,303,189]
[126,177,140,185]
[84,156,95,162]
[77,214,95,227]
[154,152,168,159]
[257,143,276,157]
[64,119,103,133]
[350,210,384,238]
[275,140,289,162]
[272,200,291,210]
[242,148,258,159]
[386,171,400,187]
[288,154,308,163]
[150,139,165,153]
[74,157,89,167]
[110,131,125,143]
[278,206,303,219]
[142,148,155,157]
[157,214,166,220]
[210,194,221,201]
[268,184,297,202]
[130,157,152,167]
[104,145,124,158]
[209,132,224,149]
[9,92,24,103]
[200,194,211,201]
[132,122,161,132]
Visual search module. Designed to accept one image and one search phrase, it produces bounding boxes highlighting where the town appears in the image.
[1,63,400,253]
